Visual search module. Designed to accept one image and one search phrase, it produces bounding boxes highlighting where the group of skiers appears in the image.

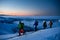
[18,20,53,36]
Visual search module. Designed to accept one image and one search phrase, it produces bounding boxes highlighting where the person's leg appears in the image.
[50,25,52,28]
[23,29,25,35]
[20,29,25,35]
[35,26,37,31]
[43,26,45,29]
[44,26,46,29]
[19,30,21,36]
[43,25,45,29]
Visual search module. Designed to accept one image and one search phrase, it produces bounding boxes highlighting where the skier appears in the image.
[18,21,24,36]
[49,20,53,28]
[43,21,47,29]
[34,20,38,31]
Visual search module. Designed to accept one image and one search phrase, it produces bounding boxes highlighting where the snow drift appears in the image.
[7,27,60,40]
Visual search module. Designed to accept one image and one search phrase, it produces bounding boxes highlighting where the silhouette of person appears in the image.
[34,20,38,31]
[43,21,47,29]
[49,20,53,28]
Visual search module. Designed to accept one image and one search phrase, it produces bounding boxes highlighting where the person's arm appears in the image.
[18,24,20,29]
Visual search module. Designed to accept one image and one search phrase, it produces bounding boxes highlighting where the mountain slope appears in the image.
[2,27,59,40]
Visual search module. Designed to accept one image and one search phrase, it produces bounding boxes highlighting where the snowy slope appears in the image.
[0,23,18,35]
[0,19,60,35]
[0,32,34,40]
[1,27,59,40]
[0,16,60,40]
[0,33,18,40]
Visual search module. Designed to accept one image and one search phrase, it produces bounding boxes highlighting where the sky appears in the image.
[0,0,60,16]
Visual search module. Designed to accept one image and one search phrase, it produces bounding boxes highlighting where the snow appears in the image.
[0,16,60,40]
[0,32,34,40]
[5,27,60,40]
[1,16,60,19]
[0,23,18,35]
[58,20,60,22]
[0,33,18,40]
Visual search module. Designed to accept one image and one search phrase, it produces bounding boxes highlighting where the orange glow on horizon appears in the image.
[0,11,36,16]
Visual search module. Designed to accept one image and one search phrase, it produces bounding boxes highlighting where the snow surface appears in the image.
[1,16,60,19]
[0,32,34,40]
[0,16,60,40]
[8,27,60,40]
[0,27,59,40]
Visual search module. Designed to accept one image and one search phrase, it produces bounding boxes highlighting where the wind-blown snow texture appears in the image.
[0,27,60,40]
[0,16,60,40]
[8,27,60,40]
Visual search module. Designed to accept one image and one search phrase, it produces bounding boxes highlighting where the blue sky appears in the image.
[0,0,60,16]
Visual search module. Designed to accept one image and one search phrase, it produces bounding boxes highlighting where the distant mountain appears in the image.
[0,14,10,16]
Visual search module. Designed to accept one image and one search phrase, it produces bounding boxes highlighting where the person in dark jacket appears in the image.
[43,21,47,29]
[34,20,38,31]
[49,20,53,28]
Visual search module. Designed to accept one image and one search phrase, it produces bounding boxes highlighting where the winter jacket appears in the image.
[18,23,24,29]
